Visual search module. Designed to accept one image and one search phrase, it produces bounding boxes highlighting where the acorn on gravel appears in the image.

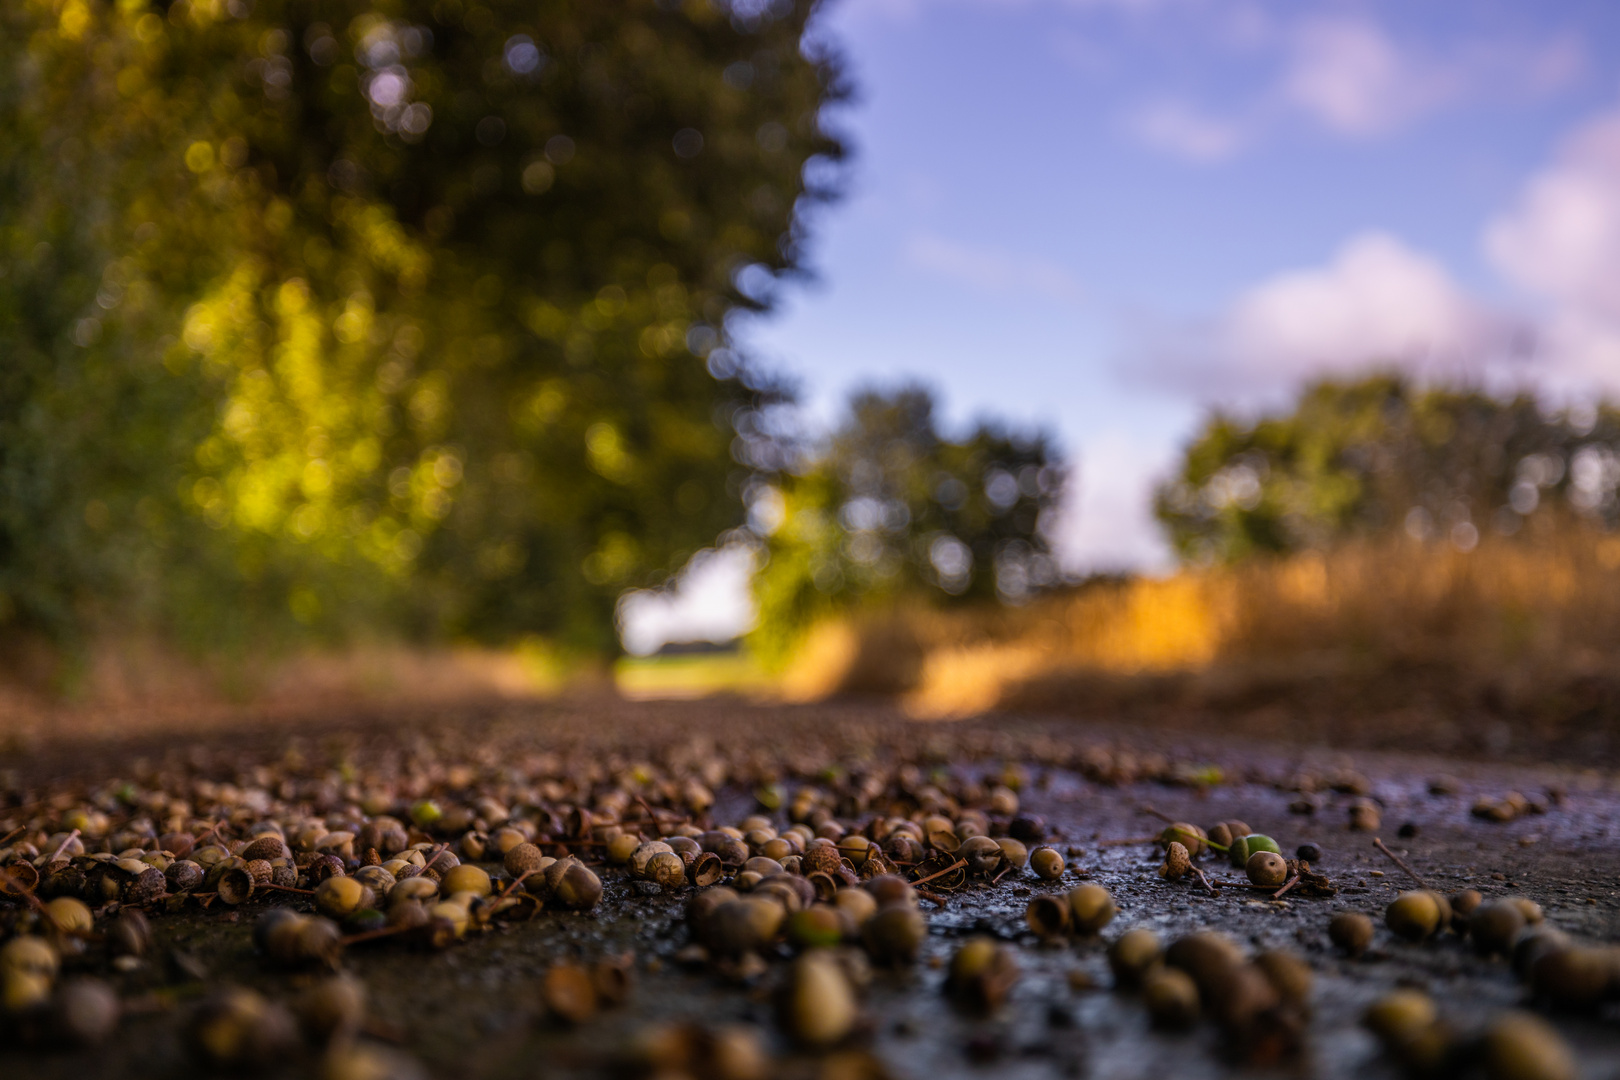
[1481,1010,1577,1080]
[644,851,689,892]
[1227,834,1280,868]
[707,897,786,957]
[1386,891,1443,941]
[1029,846,1065,880]
[1142,967,1200,1029]
[1165,931,1244,999]
[1528,946,1612,1011]
[187,986,298,1068]
[959,835,1004,876]
[1159,842,1191,881]
[833,887,877,928]
[440,864,491,898]
[787,906,849,950]
[945,937,1019,1013]
[780,952,857,1047]
[1511,926,1571,981]
[295,975,366,1045]
[1363,989,1436,1045]
[1107,928,1163,989]
[1470,900,1528,956]
[1158,823,1205,858]
[52,978,120,1045]
[861,903,926,965]
[315,876,373,920]
[1449,889,1483,929]
[1328,912,1374,957]
[1348,799,1381,832]
[1067,884,1116,935]
[550,861,603,911]
[1026,894,1071,940]
[1245,851,1287,888]
[1254,950,1312,1010]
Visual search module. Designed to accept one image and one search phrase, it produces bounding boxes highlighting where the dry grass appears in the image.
[781,523,1620,759]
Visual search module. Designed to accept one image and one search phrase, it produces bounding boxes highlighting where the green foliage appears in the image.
[748,385,1065,666]
[1156,374,1620,564]
[0,0,844,657]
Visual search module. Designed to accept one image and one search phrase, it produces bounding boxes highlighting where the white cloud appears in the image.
[1126,100,1247,162]
[904,233,1086,303]
[617,546,758,655]
[1050,429,1176,574]
[1137,232,1520,396]
[1280,17,1451,137]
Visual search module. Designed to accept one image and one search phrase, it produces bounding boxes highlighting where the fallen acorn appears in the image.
[1027,894,1070,939]
[1363,989,1436,1046]
[1142,967,1199,1029]
[1253,950,1312,1010]
[1449,889,1483,929]
[551,862,603,910]
[1385,891,1443,942]
[1328,912,1374,957]
[315,876,374,921]
[944,937,1019,1012]
[1107,928,1162,989]
[1246,850,1288,888]
[1158,823,1205,858]
[787,905,849,950]
[1348,800,1381,832]
[51,977,120,1046]
[295,975,366,1045]
[542,964,599,1025]
[1068,884,1116,935]
[1159,841,1191,881]
[1481,1010,1577,1080]
[644,851,689,891]
[186,986,298,1068]
[1227,834,1280,869]
[1029,846,1065,880]
[779,952,857,1047]
[1471,900,1528,957]
[833,887,877,928]
[439,864,491,898]
[1511,926,1571,981]
[861,903,926,965]
[1165,931,1244,1000]
[1528,945,1612,1011]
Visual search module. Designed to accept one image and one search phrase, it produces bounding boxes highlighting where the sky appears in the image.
[620,0,1620,654]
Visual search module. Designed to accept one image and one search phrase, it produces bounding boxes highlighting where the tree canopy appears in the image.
[1156,375,1620,564]
[748,385,1065,666]
[0,0,846,657]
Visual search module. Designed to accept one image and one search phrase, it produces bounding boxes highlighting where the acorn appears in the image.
[945,936,1019,1012]
[779,952,856,1047]
[1449,889,1483,929]
[1108,928,1163,989]
[708,898,786,956]
[884,833,923,864]
[1245,850,1287,888]
[1385,890,1442,942]
[1026,894,1071,939]
[1508,898,1543,925]
[1295,842,1322,862]
[264,914,343,970]
[215,867,255,906]
[52,977,120,1045]
[1348,799,1381,832]
[1029,846,1065,880]
[645,851,689,891]
[833,887,877,927]
[315,876,373,920]
[1227,834,1280,869]
[1254,950,1312,1010]
[439,864,492,898]
[863,875,916,909]
[996,838,1028,871]
[1207,962,1279,1035]
[1329,912,1374,957]
[689,886,741,934]
[1512,926,1571,981]
[187,986,298,1068]
[1481,1010,1576,1080]
[1068,884,1116,935]
[837,835,872,867]
[861,903,926,965]
[1207,823,1235,850]
[322,1042,429,1080]
[552,862,602,910]
[1142,967,1200,1029]
[108,908,152,959]
[630,841,675,878]
[1165,932,1244,999]
[1363,989,1436,1045]
[785,905,846,949]
[389,877,440,907]
[353,865,396,893]
[1158,823,1204,858]
[44,896,94,938]
[295,975,366,1045]
[4,970,52,1014]
[592,954,635,1007]
[1529,946,1611,1011]
[1471,900,1527,956]
[1159,841,1191,881]
[1,936,60,983]
[124,866,167,905]
[959,835,1003,876]
[241,836,290,863]
[543,964,599,1025]
[606,834,641,865]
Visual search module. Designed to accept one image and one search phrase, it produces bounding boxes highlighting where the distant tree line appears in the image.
[1156,375,1620,564]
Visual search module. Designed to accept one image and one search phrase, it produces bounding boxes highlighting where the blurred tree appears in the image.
[1156,374,1620,564]
[748,385,1065,666]
[0,0,843,659]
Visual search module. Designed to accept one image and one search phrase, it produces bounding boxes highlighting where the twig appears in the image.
[47,829,80,863]
[1139,805,1178,825]
[260,883,315,896]
[340,924,412,946]
[499,869,537,900]
[0,826,25,847]
[1373,838,1426,888]
[1191,867,1219,895]
[910,858,967,888]
[1272,873,1300,900]
[914,887,947,907]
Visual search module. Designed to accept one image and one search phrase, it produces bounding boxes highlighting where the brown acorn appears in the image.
[1143,967,1200,1029]
[779,952,856,1047]
[861,903,926,965]
[1481,1010,1576,1080]
[1159,842,1191,881]
[552,862,603,910]
[1029,846,1065,880]
[1245,851,1287,888]
[1107,928,1162,989]
[542,964,599,1025]
[295,975,366,1045]
[1471,900,1527,957]
[1253,949,1312,1010]
[945,937,1019,1012]
[1385,891,1442,942]
[1328,912,1374,957]
[1068,884,1116,934]
[107,909,152,959]
[1026,894,1071,939]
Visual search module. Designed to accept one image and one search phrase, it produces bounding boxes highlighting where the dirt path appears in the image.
[1,699,1616,1079]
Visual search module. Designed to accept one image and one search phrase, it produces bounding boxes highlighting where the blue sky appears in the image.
[623,0,1620,651]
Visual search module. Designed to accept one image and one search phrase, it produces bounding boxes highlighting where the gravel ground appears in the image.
[1,698,1617,1079]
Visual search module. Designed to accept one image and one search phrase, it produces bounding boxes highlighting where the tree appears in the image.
[748,385,1065,666]
[1155,375,1620,564]
[0,0,846,658]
